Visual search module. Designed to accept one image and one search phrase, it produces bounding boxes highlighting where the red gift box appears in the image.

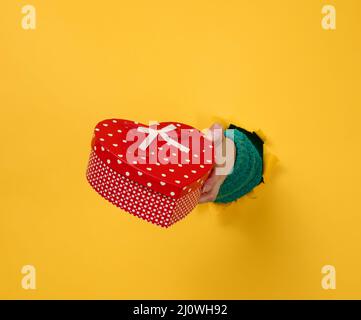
[86,119,214,227]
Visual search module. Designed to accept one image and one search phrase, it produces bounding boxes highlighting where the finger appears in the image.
[202,169,217,193]
[212,124,224,147]
[209,123,224,147]
[199,176,225,203]
[199,190,217,203]
[204,123,224,146]
[200,123,226,202]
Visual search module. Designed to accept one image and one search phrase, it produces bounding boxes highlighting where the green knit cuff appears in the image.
[215,129,263,203]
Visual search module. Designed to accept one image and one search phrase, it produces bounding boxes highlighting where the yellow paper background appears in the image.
[1,0,360,299]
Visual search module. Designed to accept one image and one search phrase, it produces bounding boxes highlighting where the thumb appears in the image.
[205,123,224,146]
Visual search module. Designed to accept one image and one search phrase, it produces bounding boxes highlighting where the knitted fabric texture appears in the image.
[215,128,263,203]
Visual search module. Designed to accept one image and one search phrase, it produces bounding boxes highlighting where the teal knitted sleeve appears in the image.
[214,129,263,203]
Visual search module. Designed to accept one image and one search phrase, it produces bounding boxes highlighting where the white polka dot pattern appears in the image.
[171,186,200,225]
[86,151,200,228]
[91,119,214,198]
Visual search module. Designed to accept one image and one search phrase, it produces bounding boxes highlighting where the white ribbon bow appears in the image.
[137,124,190,153]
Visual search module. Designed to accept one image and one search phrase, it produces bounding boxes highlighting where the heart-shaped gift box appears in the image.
[86,119,214,227]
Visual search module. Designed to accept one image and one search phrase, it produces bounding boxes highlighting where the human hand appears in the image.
[199,123,235,203]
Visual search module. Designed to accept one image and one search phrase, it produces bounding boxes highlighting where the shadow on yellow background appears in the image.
[1,0,361,299]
